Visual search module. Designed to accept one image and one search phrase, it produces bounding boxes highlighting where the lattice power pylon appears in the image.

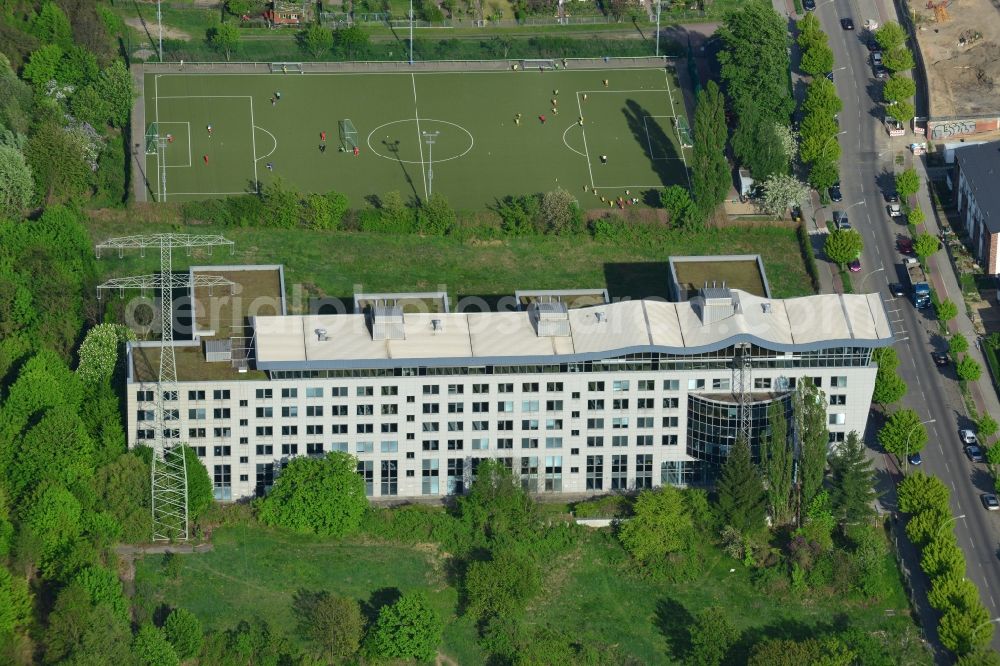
[97,234,235,541]
[733,342,753,448]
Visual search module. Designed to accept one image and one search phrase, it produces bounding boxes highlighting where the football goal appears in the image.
[269,62,304,74]
[145,123,159,154]
[339,119,358,151]
[522,59,557,70]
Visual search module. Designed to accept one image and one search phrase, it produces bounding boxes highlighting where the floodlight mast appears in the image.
[96,234,235,542]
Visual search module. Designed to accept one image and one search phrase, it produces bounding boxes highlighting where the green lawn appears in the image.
[132,525,927,664]
[85,218,814,302]
[142,67,690,208]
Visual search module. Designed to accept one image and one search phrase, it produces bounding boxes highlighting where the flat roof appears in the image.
[669,255,771,301]
[190,265,284,340]
[131,342,267,382]
[252,290,893,370]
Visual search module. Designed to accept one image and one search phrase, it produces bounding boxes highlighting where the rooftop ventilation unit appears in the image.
[431,319,443,332]
[697,286,738,324]
[532,301,571,337]
[762,303,772,314]
[204,338,232,362]
[370,305,405,341]
[595,311,606,324]
[315,328,329,341]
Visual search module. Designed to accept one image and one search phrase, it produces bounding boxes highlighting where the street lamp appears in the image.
[935,512,965,538]
[858,266,884,293]
[903,418,936,473]
[971,617,1000,640]
[409,0,414,65]
[844,199,867,213]
[819,131,849,161]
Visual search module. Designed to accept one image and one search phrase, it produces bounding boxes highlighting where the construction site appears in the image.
[909,0,1000,135]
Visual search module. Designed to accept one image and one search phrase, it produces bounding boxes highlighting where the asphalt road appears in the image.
[815,0,1000,653]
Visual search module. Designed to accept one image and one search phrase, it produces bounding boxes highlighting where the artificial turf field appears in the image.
[143,67,691,208]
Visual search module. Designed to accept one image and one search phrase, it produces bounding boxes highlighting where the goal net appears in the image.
[675,116,693,148]
[269,62,304,73]
[339,119,358,150]
[145,123,159,154]
[522,59,556,70]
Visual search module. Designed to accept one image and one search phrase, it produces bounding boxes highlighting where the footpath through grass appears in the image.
[132,524,924,664]
[84,216,814,303]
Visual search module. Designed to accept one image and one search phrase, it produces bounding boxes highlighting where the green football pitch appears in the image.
[142,67,691,208]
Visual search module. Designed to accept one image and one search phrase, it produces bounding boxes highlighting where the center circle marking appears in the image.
[366,119,475,164]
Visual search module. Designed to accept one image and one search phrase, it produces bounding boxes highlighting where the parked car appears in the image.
[897,236,914,254]
[829,183,843,202]
[790,206,803,222]
[932,351,951,366]
[804,0,816,9]
[867,38,880,52]
[965,445,985,462]
[848,258,862,273]
[874,66,889,79]
[833,211,851,230]
[982,493,1000,511]
[960,429,978,445]
[826,71,835,81]
[907,452,923,466]
[889,283,906,297]
[871,51,883,67]
[841,17,855,29]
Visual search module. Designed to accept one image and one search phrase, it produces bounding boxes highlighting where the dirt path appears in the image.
[125,16,192,41]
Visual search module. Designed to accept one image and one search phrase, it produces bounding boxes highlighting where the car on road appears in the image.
[982,493,1000,511]
[871,51,883,67]
[960,429,979,445]
[833,211,851,230]
[889,283,906,297]
[829,184,843,202]
[932,351,951,366]
[874,66,889,79]
[965,445,985,462]
[841,17,855,29]
[804,0,816,9]
[907,452,923,466]
[848,258,862,272]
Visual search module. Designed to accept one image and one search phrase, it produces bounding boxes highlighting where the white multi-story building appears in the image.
[125,262,893,501]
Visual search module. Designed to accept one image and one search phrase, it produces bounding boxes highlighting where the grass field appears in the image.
[132,525,927,664]
[142,67,690,208]
[85,218,814,303]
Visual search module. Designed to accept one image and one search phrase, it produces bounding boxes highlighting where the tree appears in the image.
[977,413,998,446]
[464,547,541,620]
[906,506,951,546]
[208,23,240,61]
[0,567,32,636]
[888,99,915,125]
[824,229,864,265]
[879,408,928,459]
[539,187,579,234]
[875,21,907,51]
[457,459,538,549]
[165,446,213,521]
[921,533,965,579]
[619,485,694,562]
[257,451,367,537]
[883,47,915,73]
[800,43,835,77]
[796,13,826,50]
[0,145,33,219]
[761,401,794,525]
[689,606,740,666]
[76,323,133,384]
[93,451,152,543]
[808,158,840,191]
[803,76,843,118]
[717,2,794,125]
[828,431,878,524]
[732,104,790,181]
[758,173,809,216]
[690,80,730,219]
[950,333,969,356]
[293,591,363,661]
[20,483,82,568]
[913,232,939,260]
[716,435,766,533]
[936,298,959,324]
[363,591,443,662]
[418,192,456,235]
[883,75,916,103]
[895,168,920,199]
[938,603,994,656]
[300,22,333,58]
[32,2,74,48]
[488,35,513,58]
[96,60,134,128]
[73,565,129,623]
[928,572,981,612]
[333,25,369,60]
[897,472,950,514]
[794,379,829,511]
[907,207,925,227]
[133,624,179,666]
[956,356,982,382]
[164,608,203,660]
[24,121,91,204]
[303,191,348,230]
[22,44,64,89]
[44,582,134,665]
[661,185,697,230]
[872,360,907,407]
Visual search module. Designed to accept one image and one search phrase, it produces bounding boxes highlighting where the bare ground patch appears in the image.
[125,16,192,41]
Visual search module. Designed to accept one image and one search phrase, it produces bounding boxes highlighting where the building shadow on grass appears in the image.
[622,99,682,188]
[654,597,694,660]
[603,262,672,301]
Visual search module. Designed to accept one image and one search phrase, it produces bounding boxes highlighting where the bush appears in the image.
[572,495,634,519]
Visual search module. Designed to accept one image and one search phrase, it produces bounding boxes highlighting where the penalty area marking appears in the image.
[561,124,587,157]
[365,118,475,165]
[253,126,278,162]
[642,115,684,161]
